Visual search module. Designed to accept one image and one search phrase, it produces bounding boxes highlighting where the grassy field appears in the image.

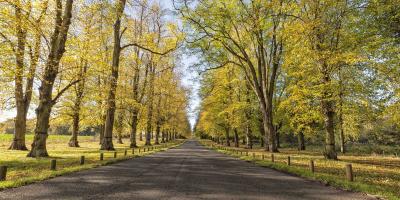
[0,134,182,190]
[200,140,400,200]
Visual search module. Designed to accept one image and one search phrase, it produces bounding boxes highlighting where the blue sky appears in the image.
[161,0,200,128]
[0,0,201,129]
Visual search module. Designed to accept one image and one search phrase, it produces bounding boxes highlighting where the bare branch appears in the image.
[51,79,81,105]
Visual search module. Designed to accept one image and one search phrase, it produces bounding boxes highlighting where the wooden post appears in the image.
[246,151,248,156]
[240,151,242,155]
[262,154,265,160]
[132,148,135,154]
[114,152,117,158]
[346,163,353,181]
[310,160,315,173]
[253,153,255,159]
[80,156,85,165]
[100,152,104,161]
[144,148,146,152]
[50,159,57,170]
[287,156,291,166]
[271,154,275,162]
[139,148,141,153]
[0,166,7,181]
[124,149,127,156]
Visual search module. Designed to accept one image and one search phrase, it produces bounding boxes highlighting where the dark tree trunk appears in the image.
[69,60,87,148]
[116,111,124,144]
[101,0,126,151]
[297,132,305,151]
[28,0,74,157]
[321,70,337,160]
[68,109,80,147]
[145,64,155,146]
[129,109,139,148]
[155,125,160,145]
[161,130,165,143]
[233,129,239,147]
[225,127,230,146]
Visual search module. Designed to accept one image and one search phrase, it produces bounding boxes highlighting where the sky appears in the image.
[0,0,201,129]
[161,0,201,129]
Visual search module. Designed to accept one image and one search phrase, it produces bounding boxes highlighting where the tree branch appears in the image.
[121,41,180,55]
[52,79,81,105]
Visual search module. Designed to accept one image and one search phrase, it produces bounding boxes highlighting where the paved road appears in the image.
[0,140,374,200]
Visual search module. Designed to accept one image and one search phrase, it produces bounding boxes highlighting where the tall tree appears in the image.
[101,0,126,150]
[28,0,76,157]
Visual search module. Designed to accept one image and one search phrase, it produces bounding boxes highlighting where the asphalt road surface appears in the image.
[0,139,374,200]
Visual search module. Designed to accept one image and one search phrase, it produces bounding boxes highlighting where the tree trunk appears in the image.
[225,127,230,146]
[28,0,74,157]
[246,126,253,149]
[101,0,126,150]
[233,129,239,147]
[68,60,87,148]
[322,72,337,160]
[340,127,345,154]
[10,1,30,151]
[129,109,139,148]
[116,111,124,144]
[145,63,155,146]
[68,108,80,147]
[297,132,305,151]
[155,125,160,145]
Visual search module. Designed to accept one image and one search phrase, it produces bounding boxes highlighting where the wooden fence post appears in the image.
[271,154,275,162]
[346,163,353,181]
[262,154,265,160]
[100,153,104,161]
[0,166,7,181]
[132,148,135,154]
[50,159,57,170]
[114,152,117,158]
[80,156,85,165]
[287,156,291,166]
[253,153,255,159]
[124,149,127,156]
[310,160,315,173]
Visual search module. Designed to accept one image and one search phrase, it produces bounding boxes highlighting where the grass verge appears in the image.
[200,140,399,200]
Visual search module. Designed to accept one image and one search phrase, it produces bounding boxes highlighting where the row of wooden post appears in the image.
[215,144,354,182]
[0,144,167,181]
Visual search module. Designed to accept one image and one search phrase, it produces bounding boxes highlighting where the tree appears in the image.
[0,0,48,150]
[28,0,76,157]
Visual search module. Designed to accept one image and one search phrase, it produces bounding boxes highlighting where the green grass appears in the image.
[0,134,183,190]
[200,140,400,200]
